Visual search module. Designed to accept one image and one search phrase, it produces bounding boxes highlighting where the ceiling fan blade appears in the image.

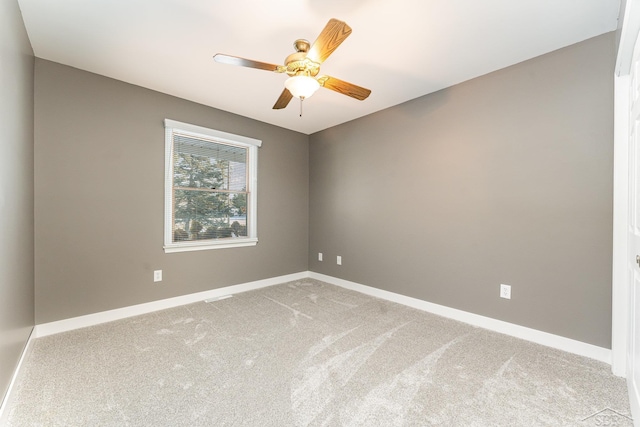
[306,19,352,64]
[318,76,371,101]
[213,54,284,72]
[273,88,293,109]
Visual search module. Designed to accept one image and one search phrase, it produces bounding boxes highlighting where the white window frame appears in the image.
[163,119,261,253]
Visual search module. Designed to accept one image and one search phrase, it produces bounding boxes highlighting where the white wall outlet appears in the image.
[154,270,163,282]
[500,284,511,299]
[318,252,323,261]
[337,255,342,265]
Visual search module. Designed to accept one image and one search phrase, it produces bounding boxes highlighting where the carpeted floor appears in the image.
[6,279,632,426]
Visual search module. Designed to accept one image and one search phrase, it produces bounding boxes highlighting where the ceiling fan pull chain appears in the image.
[299,97,304,117]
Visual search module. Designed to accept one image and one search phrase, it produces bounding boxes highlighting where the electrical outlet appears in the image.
[318,252,323,261]
[337,255,342,265]
[500,284,511,299]
[154,270,163,282]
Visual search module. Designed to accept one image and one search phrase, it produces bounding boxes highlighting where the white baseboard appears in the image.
[32,270,611,367]
[309,272,612,365]
[0,327,35,426]
[35,271,309,337]
[2,272,612,425]
[628,373,640,427]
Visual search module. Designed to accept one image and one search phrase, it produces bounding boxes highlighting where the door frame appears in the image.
[613,0,640,379]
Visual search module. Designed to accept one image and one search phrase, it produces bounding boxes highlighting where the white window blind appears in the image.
[164,119,261,253]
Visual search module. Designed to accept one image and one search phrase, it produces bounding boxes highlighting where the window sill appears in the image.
[164,238,258,253]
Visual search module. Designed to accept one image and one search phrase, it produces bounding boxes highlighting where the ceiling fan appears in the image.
[213,19,371,111]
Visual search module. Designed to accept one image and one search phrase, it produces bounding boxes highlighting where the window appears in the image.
[164,119,261,253]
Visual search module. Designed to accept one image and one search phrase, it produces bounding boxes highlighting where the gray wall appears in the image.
[34,32,616,349]
[309,33,615,348]
[0,0,35,405]
[34,60,309,324]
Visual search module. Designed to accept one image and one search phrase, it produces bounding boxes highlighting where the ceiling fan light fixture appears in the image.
[214,19,370,111]
[285,75,320,99]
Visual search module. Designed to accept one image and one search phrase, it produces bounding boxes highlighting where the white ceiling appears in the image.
[18,0,620,135]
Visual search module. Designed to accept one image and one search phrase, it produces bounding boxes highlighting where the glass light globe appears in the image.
[284,75,320,99]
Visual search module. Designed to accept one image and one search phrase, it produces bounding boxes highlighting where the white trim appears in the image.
[164,238,257,253]
[163,119,262,147]
[0,275,623,422]
[0,275,624,422]
[612,72,631,377]
[309,272,612,364]
[0,327,35,425]
[616,0,640,420]
[164,122,174,251]
[34,272,308,337]
[616,0,640,76]
[30,271,613,365]
[629,272,640,427]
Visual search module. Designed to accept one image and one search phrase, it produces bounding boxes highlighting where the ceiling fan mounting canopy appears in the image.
[293,39,311,53]
[213,19,371,110]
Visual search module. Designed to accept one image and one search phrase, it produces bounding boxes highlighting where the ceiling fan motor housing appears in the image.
[285,39,320,77]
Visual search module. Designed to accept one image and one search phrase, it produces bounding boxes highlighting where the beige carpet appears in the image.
[6,279,631,426]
